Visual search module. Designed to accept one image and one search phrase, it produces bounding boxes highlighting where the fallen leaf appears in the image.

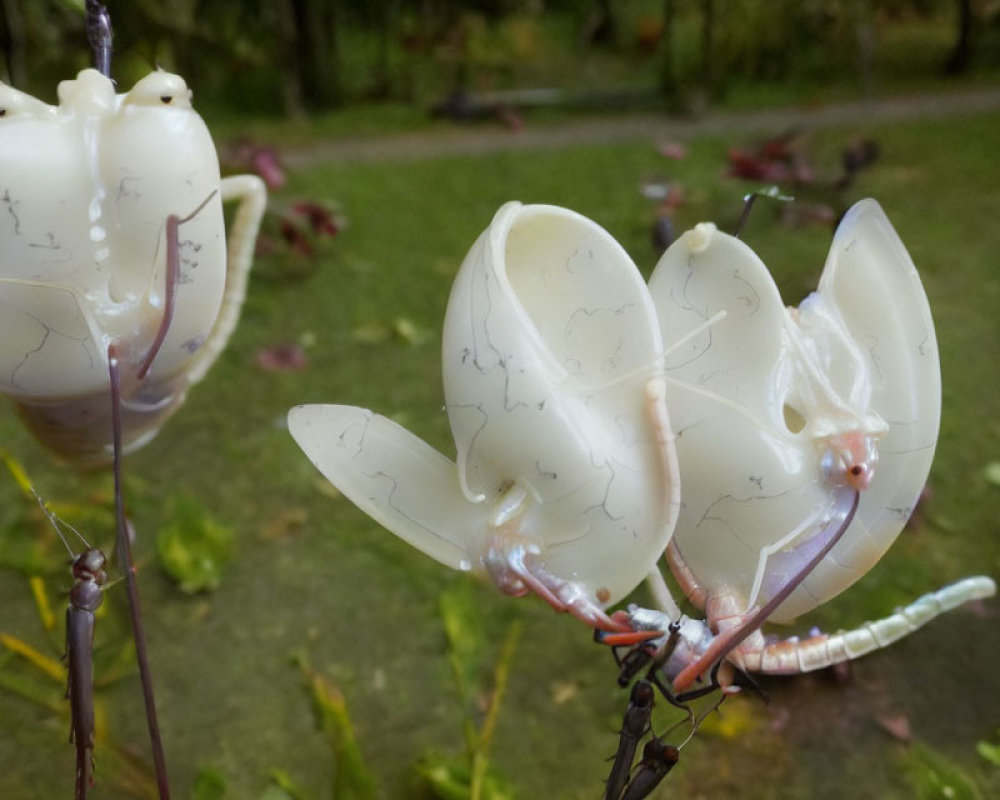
[877,713,912,742]
[549,680,578,705]
[255,343,308,372]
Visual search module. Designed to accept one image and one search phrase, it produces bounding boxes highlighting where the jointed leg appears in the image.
[672,488,860,692]
[137,191,219,380]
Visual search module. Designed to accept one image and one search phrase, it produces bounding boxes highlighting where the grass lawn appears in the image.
[0,105,998,799]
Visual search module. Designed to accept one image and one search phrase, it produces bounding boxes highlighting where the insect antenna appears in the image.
[0,449,93,558]
[677,687,729,750]
[583,311,789,442]
[33,491,92,558]
[584,309,728,398]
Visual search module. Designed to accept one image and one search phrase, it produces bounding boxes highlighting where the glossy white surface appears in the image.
[648,199,940,622]
[290,202,679,616]
[0,70,265,462]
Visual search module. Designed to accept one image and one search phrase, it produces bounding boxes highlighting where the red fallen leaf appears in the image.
[291,201,340,238]
[228,140,287,190]
[726,148,795,183]
[279,218,313,257]
[876,713,912,742]
[255,343,308,372]
[251,146,286,190]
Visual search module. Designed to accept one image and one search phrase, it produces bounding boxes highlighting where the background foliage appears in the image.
[2,0,999,117]
[0,1,998,799]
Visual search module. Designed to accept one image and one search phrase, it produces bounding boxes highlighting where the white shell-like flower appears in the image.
[0,69,265,464]
[289,202,679,627]
[648,199,940,622]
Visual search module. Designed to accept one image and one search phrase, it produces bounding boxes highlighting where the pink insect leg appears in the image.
[136,191,218,380]
[671,489,860,692]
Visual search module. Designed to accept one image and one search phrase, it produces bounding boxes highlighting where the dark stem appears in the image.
[84,0,113,78]
[733,187,793,239]
[715,489,860,662]
[108,346,171,800]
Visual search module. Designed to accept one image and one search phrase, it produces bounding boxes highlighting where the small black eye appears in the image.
[850,465,863,476]
[0,109,7,117]
[160,95,173,105]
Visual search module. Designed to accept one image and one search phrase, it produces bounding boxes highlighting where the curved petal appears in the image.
[796,199,940,612]
[287,404,482,572]
[650,224,829,618]
[0,279,106,396]
[650,202,939,622]
[442,202,678,605]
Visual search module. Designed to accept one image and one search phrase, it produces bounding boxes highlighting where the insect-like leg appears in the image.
[486,538,631,632]
[136,191,219,380]
[608,642,655,688]
[109,346,171,799]
[618,688,727,800]
[598,620,711,724]
[604,680,655,800]
[671,488,860,692]
[750,575,997,674]
[84,0,113,78]
[619,737,680,800]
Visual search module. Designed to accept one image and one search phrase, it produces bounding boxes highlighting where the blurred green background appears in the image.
[1,2,999,799]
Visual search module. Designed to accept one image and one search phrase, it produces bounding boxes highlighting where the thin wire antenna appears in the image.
[584,309,729,398]
[583,307,789,442]
[85,0,113,79]
[677,691,728,750]
[108,344,172,799]
[733,186,794,239]
[32,491,92,557]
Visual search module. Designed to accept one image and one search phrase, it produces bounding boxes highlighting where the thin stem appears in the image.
[471,620,521,800]
[108,345,171,800]
[84,0,113,78]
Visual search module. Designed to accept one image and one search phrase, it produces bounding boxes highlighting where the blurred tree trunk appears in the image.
[945,0,974,75]
[370,0,396,100]
[581,0,618,48]
[701,0,716,97]
[659,0,677,101]
[290,0,343,110]
[854,0,875,94]
[1,0,27,86]
[276,0,306,117]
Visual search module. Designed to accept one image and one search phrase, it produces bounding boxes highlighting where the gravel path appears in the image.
[282,85,1000,168]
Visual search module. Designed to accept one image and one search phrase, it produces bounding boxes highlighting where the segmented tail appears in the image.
[750,576,996,674]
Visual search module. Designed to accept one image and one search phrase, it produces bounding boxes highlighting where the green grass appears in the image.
[0,107,998,799]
